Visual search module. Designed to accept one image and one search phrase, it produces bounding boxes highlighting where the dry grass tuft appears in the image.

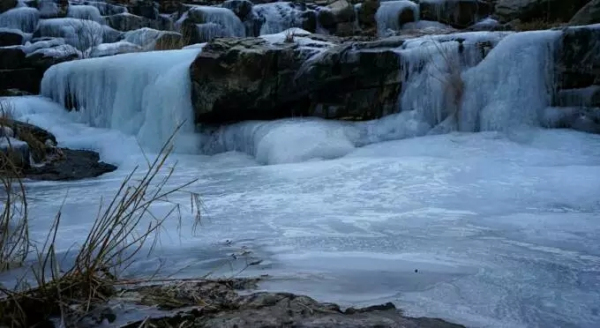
[422,37,465,129]
[284,29,296,43]
[0,98,29,274]
[0,123,202,327]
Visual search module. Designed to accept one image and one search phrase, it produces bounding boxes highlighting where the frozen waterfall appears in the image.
[40,49,202,153]
[40,30,564,163]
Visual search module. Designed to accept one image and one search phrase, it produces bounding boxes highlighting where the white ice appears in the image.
[87,40,141,57]
[67,5,104,24]
[254,2,304,35]
[0,7,39,33]
[176,6,245,38]
[36,18,106,50]
[4,27,600,328]
[3,94,600,328]
[375,0,419,37]
[40,48,202,153]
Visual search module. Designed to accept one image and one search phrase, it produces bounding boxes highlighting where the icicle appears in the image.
[375,0,419,37]
[0,7,39,33]
[40,49,202,153]
[67,5,105,24]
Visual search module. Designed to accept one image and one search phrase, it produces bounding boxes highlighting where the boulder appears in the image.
[25,44,80,72]
[0,68,41,94]
[154,31,184,49]
[556,25,600,90]
[420,0,493,28]
[357,0,380,30]
[222,0,254,21]
[0,47,26,69]
[328,0,356,23]
[38,0,69,18]
[129,0,159,20]
[189,34,405,124]
[317,8,336,29]
[25,148,117,181]
[495,0,590,24]
[569,0,600,26]
[106,13,150,31]
[0,29,23,46]
[0,0,16,13]
[300,10,317,33]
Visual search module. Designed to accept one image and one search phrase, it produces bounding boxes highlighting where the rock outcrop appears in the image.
[420,0,493,28]
[551,24,600,134]
[189,32,404,124]
[0,0,16,14]
[0,39,80,94]
[494,0,591,24]
[0,29,23,46]
[118,279,465,328]
[0,117,116,179]
[569,0,600,26]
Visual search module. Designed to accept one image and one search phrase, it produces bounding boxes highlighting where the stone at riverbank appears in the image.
[189,31,404,124]
[0,117,116,180]
[114,279,465,328]
[24,148,117,181]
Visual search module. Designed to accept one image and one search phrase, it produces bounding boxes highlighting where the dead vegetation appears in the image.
[421,37,465,129]
[0,123,203,327]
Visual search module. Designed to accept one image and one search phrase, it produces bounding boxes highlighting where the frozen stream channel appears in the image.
[5,96,600,328]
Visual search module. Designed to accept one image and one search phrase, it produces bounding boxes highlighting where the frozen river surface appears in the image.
[7,97,599,328]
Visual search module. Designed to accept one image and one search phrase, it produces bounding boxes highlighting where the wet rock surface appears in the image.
[190,32,404,124]
[0,118,116,180]
[117,279,465,328]
[24,148,116,181]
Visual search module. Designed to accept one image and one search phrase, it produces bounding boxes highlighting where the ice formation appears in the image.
[28,43,82,59]
[67,5,105,24]
[176,6,245,38]
[254,3,304,35]
[40,48,202,153]
[73,1,128,16]
[20,37,66,54]
[87,41,141,57]
[123,27,172,48]
[37,29,571,163]
[36,18,106,50]
[375,0,420,37]
[0,7,40,33]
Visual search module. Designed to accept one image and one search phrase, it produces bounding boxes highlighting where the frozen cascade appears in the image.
[36,18,106,50]
[460,30,561,132]
[176,6,245,38]
[0,7,40,33]
[40,49,202,153]
[67,5,105,24]
[254,3,303,35]
[39,30,567,164]
[375,0,419,37]
[200,31,564,163]
[200,119,358,165]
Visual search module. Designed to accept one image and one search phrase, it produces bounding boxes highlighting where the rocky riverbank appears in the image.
[0,115,116,180]
[84,278,465,328]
